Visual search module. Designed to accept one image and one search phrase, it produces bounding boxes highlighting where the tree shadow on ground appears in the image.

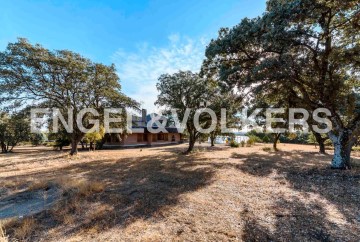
[151,143,232,155]
[2,152,215,239]
[241,196,353,241]
[232,150,360,241]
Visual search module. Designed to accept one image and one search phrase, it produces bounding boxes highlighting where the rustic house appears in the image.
[104,109,182,148]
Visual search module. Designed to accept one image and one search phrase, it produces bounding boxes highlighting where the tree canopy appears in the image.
[204,0,360,169]
[0,109,30,153]
[0,38,139,154]
[156,71,212,153]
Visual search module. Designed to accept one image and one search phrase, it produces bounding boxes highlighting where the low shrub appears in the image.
[324,139,333,146]
[5,218,37,241]
[53,139,71,150]
[262,135,271,143]
[230,141,239,148]
[248,135,262,143]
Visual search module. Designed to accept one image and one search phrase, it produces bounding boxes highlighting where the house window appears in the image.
[143,134,148,142]
[172,135,175,142]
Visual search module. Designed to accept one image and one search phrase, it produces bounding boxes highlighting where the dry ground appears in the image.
[0,143,359,241]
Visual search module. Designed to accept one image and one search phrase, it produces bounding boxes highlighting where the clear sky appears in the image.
[0,0,267,111]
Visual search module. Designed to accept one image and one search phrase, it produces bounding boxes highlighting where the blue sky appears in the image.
[0,0,266,111]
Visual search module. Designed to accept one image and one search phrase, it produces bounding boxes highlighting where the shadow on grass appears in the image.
[241,196,352,241]
[2,146,360,240]
[232,150,360,241]
[3,152,215,239]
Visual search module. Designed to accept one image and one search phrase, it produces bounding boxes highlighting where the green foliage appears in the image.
[287,133,297,141]
[48,131,70,151]
[279,133,309,144]
[247,130,271,144]
[204,0,360,166]
[83,127,105,150]
[54,138,71,150]
[155,71,215,153]
[240,141,246,147]
[156,70,241,152]
[246,138,255,147]
[84,127,105,144]
[262,135,271,143]
[30,133,46,146]
[324,139,333,147]
[307,133,317,144]
[0,110,30,153]
[248,135,262,144]
[0,39,139,155]
[230,140,239,148]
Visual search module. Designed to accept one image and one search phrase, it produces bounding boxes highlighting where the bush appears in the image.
[240,141,246,147]
[248,135,262,143]
[246,135,259,147]
[30,133,46,146]
[324,139,333,146]
[54,138,71,150]
[230,141,239,148]
[262,135,271,143]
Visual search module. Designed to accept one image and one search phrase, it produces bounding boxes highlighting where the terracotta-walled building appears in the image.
[104,110,182,148]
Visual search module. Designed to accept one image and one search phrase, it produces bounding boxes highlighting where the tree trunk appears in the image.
[186,134,196,153]
[210,136,215,147]
[329,130,353,169]
[313,132,326,154]
[70,139,79,155]
[1,141,7,153]
[80,141,85,150]
[319,140,326,154]
[273,134,280,150]
[89,142,94,151]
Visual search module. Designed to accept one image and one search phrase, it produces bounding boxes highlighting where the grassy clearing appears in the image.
[0,143,359,241]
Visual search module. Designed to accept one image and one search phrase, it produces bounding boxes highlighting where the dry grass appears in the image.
[0,222,8,242]
[58,178,106,197]
[14,218,37,240]
[2,218,37,241]
[28,179,52,191]
[0,143,359,241]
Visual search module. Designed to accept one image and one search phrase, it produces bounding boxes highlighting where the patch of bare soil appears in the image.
[0,185,60,219]
[0,143,359,241]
